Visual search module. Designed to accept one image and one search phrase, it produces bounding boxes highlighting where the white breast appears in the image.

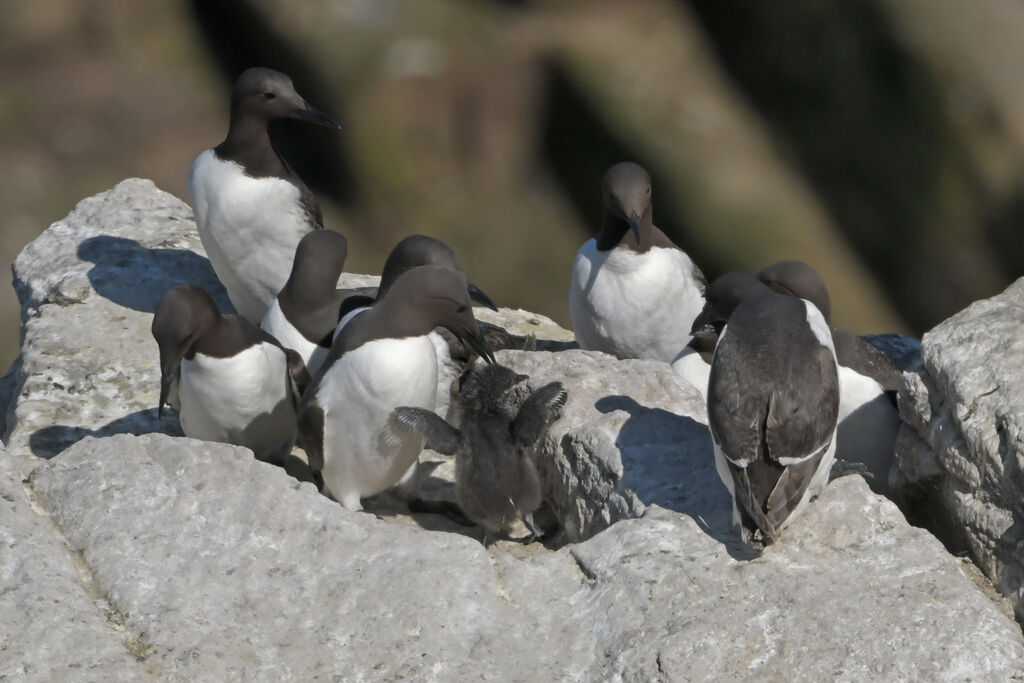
[836,366,899,496]
[316,336,438,510]
[569,240,705,362]
[260,299,329,376]
[670,347,711,399]
[189,150,313,323]
[178,343,297,462]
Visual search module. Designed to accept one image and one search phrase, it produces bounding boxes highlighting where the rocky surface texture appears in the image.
[896,277,1024,622]
[2,180,1024,678]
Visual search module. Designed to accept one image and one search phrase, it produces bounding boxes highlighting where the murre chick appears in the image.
[152,285,309,464]
[298,265,495,512]
[569,162,706,362]
[691,272,840,547]
[390,362,567,545]
[261,229,348,376]
[757,260,902,497]
[189,67,341,324]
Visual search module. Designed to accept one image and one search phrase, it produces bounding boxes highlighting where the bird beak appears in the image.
[627,212,641,243]
[158,370,172,418]
[462,325,496,365]
[466,280,498,312]
[290,102,342,129]
[690,304,718,338]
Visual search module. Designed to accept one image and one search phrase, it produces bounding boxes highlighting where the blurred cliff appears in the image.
[3,0,1024,373]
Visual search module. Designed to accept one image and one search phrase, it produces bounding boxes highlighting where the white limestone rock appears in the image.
[0,450,149,680]
[26,432,1024,680]
[896,277,1024,620]
[0,179,374,467]
[5,179,1024,679]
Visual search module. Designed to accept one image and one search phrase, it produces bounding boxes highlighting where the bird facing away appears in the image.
[570,161,706,363]
[390,362,567,545]
[756,260,902,497]
[189,67,341,324]
[336,234,498,323]
[261,229,348,377]
[297,265,496,512]
[692,272,840,547]
[152,284,309,464]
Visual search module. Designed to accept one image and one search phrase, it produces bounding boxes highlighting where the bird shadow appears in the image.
[594,394,758,560]
[29,408,183,459]
[77,235,233,313]
[31,408,322,488]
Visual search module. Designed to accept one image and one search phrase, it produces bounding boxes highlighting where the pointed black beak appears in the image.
[690,305,719,338]
[291,103,342,129]
[462,325,496,365]
[158,371,172,418]
[466,280,498,312]
[627,212,641,243]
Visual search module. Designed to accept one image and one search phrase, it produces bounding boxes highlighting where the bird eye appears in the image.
[457,305,467,314]
[646,186,651,195]
[263,92,276,100]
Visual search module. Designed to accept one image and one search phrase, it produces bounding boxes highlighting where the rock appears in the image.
[0,450,149,679]
[22,432,1024,679]
[0,178,374,469]
[896,277,1024,620]
[475,307,577,352]
[496,349,709,543]
[5,179,1024,678]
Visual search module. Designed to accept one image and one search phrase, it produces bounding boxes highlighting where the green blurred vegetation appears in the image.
[3,0,1024,374]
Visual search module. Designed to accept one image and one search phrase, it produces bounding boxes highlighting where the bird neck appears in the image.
[596,206,654,252]
[215,109,286,178]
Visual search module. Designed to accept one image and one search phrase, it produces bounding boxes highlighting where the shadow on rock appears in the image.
[595,395,753,559]
[77,235,232,313]
[30,409,184,459]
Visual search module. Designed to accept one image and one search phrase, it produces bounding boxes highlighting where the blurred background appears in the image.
[3,0,1024,373]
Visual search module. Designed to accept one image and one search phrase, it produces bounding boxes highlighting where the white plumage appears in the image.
[316,336,438,511]
[261,298,329,376]
[836,366,900,495]
[178,342,297,462]
[334,306,458,420]
[570,240,704,362]
[189,150,313,323]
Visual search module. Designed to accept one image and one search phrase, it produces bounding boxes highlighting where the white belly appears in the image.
[316,336,438,509]
[334,308,456,419]
[670,347,711,399]
[178,344,297,462]
[569,241,704,362]
[836,366,899,496]
[189,150,313,323]
[260,299,329,376]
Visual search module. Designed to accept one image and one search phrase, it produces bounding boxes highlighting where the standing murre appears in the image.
[261,229,348,377]
[757,260,902,497]
[298,265,496,512]
[691,272,840,547]
[152,285,310,464]
[189,67,341,324]
[333,234,519,421]
[335,234,498,326]
[569,162,706,363]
